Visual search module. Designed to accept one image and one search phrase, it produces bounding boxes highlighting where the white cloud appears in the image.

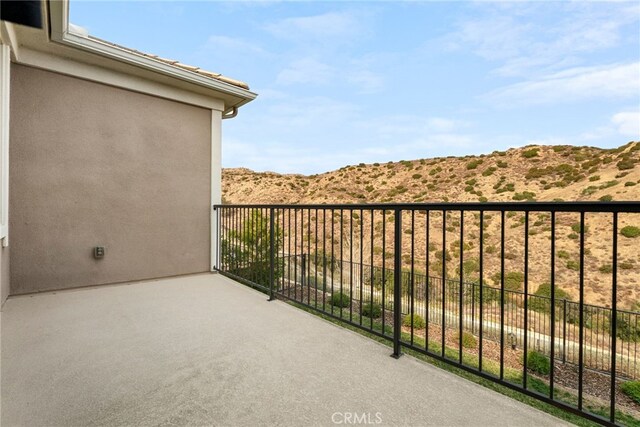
[442,2,639,78]
[485,62,640,106]
[206,35,269,56]
[443,16,530,61]
[346,70,384,94]
[276,58,334,86]
[612,111,640,137]
[265,11,366,41]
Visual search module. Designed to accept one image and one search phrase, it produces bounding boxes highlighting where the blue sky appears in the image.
[70,1,640,174]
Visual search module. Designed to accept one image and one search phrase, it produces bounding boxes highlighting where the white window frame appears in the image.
[0,43,10,247]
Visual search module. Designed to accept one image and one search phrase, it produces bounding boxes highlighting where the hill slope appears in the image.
[222,142,640,307]
[223,142,639,205]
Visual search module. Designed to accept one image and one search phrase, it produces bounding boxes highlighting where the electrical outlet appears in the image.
[94,246,105,259]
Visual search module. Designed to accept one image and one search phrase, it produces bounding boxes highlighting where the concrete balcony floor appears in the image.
[1,274,565,426]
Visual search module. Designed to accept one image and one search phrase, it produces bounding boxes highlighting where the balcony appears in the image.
[1,274,563,426]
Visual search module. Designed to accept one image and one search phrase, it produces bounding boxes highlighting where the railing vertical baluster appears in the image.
[411,210,415,345]
[550,211,556,400]
[392,208,403,358]
[322,209,327,312]
[350,209,354,323]
[479,211,484,372]
[307,208,311,305]
[524,210,529,389]
[330,208,335,310]
[459,210,464,364]
[563,298,567,364]
[578,210,584,410]
[500,210,505,380]
[360,209,364,326]
[371,210,375,331]
[315,208,319,309]
[294,209,298,300]
[287,209,291,296]
[340,209,344,319]
[213,206,219,271]
[442,210,447,359]
[426,210,430,351]
[382,211,386,334]
[269,208,275,301]
[610,212,618,424]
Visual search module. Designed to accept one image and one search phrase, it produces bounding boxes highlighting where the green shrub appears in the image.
[466,159,483,170]
[599,264,613,274]
[566,260,580,271]
[570,223,589,234]
[617,314,640,342]
[435,250,452,262]
[617,157,637,170]
[492,271,524,291]
[621,381,640,405]
[330,292,351,308]
[589,175,600,182]
[455,331,478,348]
[621,262,634,270]
[497,160,508,168]
[625,181,637,187]
[482,167,497,177]
[361,302,382,318]
[621,226,640,238]
[529,283,571,312]
[403,314,425,329]
[522,148,539,158]
[512,191,536,201]
[599,194,613,202]
[526,350,551,375]
[557,250,570,259]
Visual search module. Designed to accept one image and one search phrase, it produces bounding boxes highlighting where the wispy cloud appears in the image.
[205,35,270,57]
[264,11,368,41]
[346,70,384,94]
[442,2,639,78]
[276,57,334,86]
[612,111,640,137]
[485,62,640,106]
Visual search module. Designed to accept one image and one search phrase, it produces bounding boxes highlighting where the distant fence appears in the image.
[279,255,640,379]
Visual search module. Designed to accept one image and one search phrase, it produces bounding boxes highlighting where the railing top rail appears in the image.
[215,201,640,213]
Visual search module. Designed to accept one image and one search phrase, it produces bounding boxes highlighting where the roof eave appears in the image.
[47,0,257,111]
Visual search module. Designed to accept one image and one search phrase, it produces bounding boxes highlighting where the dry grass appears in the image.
[223,142,640,308]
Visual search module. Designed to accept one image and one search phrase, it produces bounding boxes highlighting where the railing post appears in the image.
[471,282,476,334]
[562,298,567,364]
[269,208,275,301]
[392,208,403,359]
[301,253,307,288]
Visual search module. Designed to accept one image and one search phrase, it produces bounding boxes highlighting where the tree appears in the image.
[221,210,283,289]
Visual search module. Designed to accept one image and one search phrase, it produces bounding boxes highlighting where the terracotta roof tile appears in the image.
[87,35,250,90]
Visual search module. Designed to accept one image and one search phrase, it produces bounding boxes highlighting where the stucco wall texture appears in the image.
[9,64,212,294]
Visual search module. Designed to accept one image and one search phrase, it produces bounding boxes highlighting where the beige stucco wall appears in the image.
[9,64,212,294]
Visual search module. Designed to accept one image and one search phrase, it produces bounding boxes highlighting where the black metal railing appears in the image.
[214,202,640,426]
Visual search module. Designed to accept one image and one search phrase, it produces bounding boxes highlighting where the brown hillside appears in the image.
[222,142,640,308]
